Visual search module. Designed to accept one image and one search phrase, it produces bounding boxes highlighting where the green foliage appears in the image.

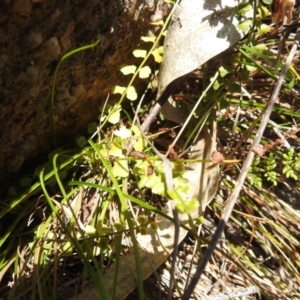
[4,2,300,299]
[282,148,300,180]
[248,156,262,188]
[248,148,300,189]
[264,152,277,186]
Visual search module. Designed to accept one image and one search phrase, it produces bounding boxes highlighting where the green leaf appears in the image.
[150,20,164,26]
[126,86,138,101]
[108,142,123,157]
[76,136,87,148]
[246,65,257,72]
[107,104,122,124]
[120,65,137,75]
[219,65,232,77]
[112,85,126,95]
[99,238,109,249]
[145,174,161,189]
[8,186,17,196]
[262,0,273,4]
[87,122,98,134]
[137,215,148,225]
[134,160,151,176]
[96,224,111,235]
[20,177,32,187]
[132,125,146,151]
[257,24,271,36]
[113,156,129,178]
[213,78,224,90]
[139,66,152,78]
[265,171,277,185]
[152,182,165,195]
[258,5,270,18]
[114,126,131,138]
[141,36,156,43]
[85,225,96,236]
[92,245,101,256]
[151,46,164,63]
[237,20,252,33]
[132,49,147,58]
[239,4,253,16]
[61,242,73,256]
[252,44,267,52]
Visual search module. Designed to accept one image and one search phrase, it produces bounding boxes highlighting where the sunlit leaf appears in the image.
[132,124,146,151]
[139,66,152,78]
[151,46,164,63]
[107,104,122,124]
[96,224,111,235]
[258,5,270,18]
[253,43,267,52]
[100,148,109,158]
[141,36,156,43]
[92,245,101,256]
[120,65,137,75]
[150,20,164,26]
[132,49,147,58]
[114,126,131,138]
[61,242,73,256]
[134,160,151,176]
[108,110,120,124]
[113,156,129,177]
[85,225,96,236]
[237,20,252,33]
[152,182,165,195]
[239,4,252,16]
[126,86,138,101]
[112,85,126,95]
[213,78,223,90]
[246,65,257,72]
[108,142,123,157]
[219,65,232,77]
[257,24,271,36]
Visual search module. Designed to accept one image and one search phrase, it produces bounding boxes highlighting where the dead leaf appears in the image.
[159,0,252,123]
[211,151,225,164]
[183,126,219,213]
[271,0,295,24]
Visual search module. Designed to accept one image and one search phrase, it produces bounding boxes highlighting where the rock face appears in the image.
[0,0,167,185]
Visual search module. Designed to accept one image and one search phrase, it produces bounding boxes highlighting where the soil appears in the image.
[0,0,169,189]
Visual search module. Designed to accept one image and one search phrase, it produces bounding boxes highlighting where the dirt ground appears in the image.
[0,0,168,188]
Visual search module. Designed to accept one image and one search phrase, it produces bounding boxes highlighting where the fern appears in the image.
[282,148,298,180]
[264,152,277,186]
[248,156,262,188]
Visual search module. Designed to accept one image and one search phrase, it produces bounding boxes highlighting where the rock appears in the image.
[70,84,86,98]
[18,134,37,155]
[7,153,24,173]
[55,88,77,113]
[24,30,43,49]
[44,37,61,61]
[50,8,61,21]
[25,66,39,82]
[13,0,32,15]
[0,54,9,69]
